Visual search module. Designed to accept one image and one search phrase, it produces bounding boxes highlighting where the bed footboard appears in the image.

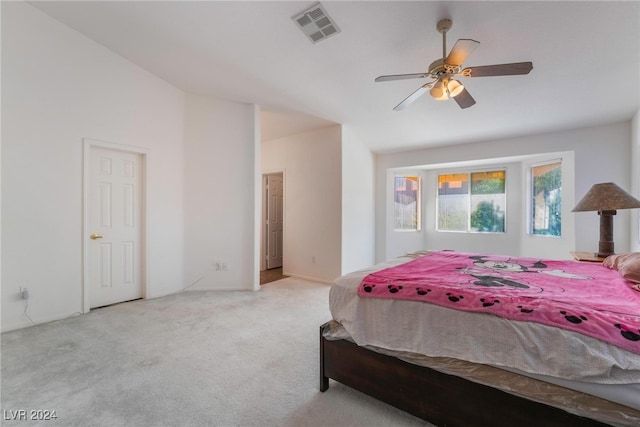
[319,322,606,427]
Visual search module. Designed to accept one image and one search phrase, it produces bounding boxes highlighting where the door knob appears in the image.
[90,234,104,240]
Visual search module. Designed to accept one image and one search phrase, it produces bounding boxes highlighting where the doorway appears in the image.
[262,172,284,272]
[83,139,147,312]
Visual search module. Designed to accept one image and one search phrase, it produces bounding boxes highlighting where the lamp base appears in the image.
[597,210,616,259]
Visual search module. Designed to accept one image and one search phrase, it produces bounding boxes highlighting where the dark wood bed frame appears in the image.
[319,322,609,427]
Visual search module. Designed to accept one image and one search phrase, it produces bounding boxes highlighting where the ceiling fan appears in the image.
[376,19,533,110]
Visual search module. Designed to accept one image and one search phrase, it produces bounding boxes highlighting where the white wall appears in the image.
[183,94,258,291]
[341,127,375,274]
[632,110,640,252]
[1,2,186,331]
[376,121,632,263]
[262,126,342,283]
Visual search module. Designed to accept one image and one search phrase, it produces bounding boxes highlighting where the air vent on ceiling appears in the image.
[292,3,341,44]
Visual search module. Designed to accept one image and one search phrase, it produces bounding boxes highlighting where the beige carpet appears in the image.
[1,277,428,427]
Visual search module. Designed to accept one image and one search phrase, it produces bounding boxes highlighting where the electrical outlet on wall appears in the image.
[213,261,228,271]
[20,286,30,300]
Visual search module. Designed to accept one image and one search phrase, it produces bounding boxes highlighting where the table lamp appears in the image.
[572,182,640,257]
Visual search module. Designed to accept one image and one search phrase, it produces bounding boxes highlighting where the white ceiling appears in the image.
[30,1,640,153]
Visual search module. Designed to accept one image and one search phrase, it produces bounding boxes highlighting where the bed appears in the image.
[319,251,640,426]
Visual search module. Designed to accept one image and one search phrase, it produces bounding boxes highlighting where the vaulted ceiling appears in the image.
[30,1,640,153]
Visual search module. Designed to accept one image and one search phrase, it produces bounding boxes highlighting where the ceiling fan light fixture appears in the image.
[429,83,448,100]
[447,79,464,97]
[375,19,533,110]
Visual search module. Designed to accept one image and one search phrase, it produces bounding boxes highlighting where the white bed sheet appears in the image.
[330,256,640,411]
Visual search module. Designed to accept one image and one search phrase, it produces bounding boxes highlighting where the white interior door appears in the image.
[266,174,283,269]
[88,146,143,308]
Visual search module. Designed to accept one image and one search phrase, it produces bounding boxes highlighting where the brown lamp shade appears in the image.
[572,183,640,212]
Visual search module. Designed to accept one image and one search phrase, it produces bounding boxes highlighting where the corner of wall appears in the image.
[252,104,261,290]
[631,110,640,251]
[341,127,375,274]
[182,95,258,291]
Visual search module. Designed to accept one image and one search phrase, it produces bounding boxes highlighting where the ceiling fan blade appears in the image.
[393,83,434,111]
[462,61,533,77]
[452,88,476,109]
[445,39,480,67]
[375,73,429,83]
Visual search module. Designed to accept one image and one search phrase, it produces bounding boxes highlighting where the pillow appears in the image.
[603,252,640,284]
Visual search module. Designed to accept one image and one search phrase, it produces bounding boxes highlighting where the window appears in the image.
[530,161,562,236]
[437,173,468,231]
[394,175,420,231]
[437,170,506,233]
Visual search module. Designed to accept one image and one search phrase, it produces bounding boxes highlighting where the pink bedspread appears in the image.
[358,251,640,355]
